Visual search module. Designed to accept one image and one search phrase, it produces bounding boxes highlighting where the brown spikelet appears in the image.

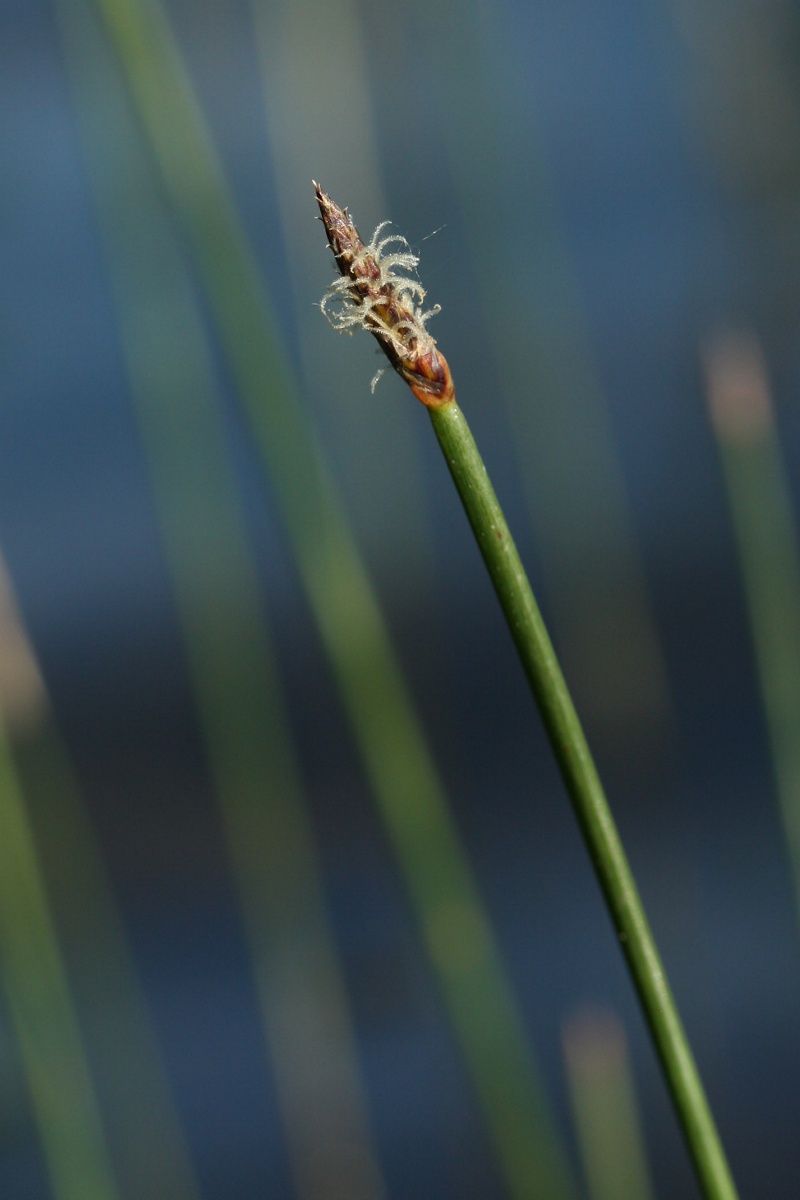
[314,182,454,407]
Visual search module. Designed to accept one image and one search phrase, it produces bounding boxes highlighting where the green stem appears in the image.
[0,718,120,1200]
[429,398,738,1200]
[710,390,800,932]
[562,1008,656,1200]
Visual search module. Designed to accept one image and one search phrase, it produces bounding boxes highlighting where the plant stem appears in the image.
[0,716,119,1200]
[704,332,800,934]
[562,1007,656,1200]
[86,8,578,1194]
[58,6,386,1193]
[428,398,738,1200]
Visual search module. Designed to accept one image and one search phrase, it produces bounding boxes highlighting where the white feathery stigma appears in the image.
[320,221,442,364]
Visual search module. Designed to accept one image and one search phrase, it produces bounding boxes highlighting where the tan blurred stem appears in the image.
[705,331,800,928]
[0,714,119,1200]
[0,558,47,736]
[86,1,578,1196]
[563,1008,656,1200]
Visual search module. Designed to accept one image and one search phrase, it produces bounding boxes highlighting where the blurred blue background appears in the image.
[3,1,800,1197]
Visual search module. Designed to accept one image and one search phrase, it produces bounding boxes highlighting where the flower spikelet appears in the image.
[314,182,454,407]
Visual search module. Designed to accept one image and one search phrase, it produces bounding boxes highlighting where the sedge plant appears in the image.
[315,183,739,1200]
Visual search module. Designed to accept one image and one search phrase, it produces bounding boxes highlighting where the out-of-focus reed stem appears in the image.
[405,0,671,740]
[704,332,800,927]
[16,723,200,1200]
[0,543,194,1195]
[87,3,577,1195]
[428,398,738,1200]
[562,1008,656,1200]
[57,5,385,1194]
[0,714,119,1200]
